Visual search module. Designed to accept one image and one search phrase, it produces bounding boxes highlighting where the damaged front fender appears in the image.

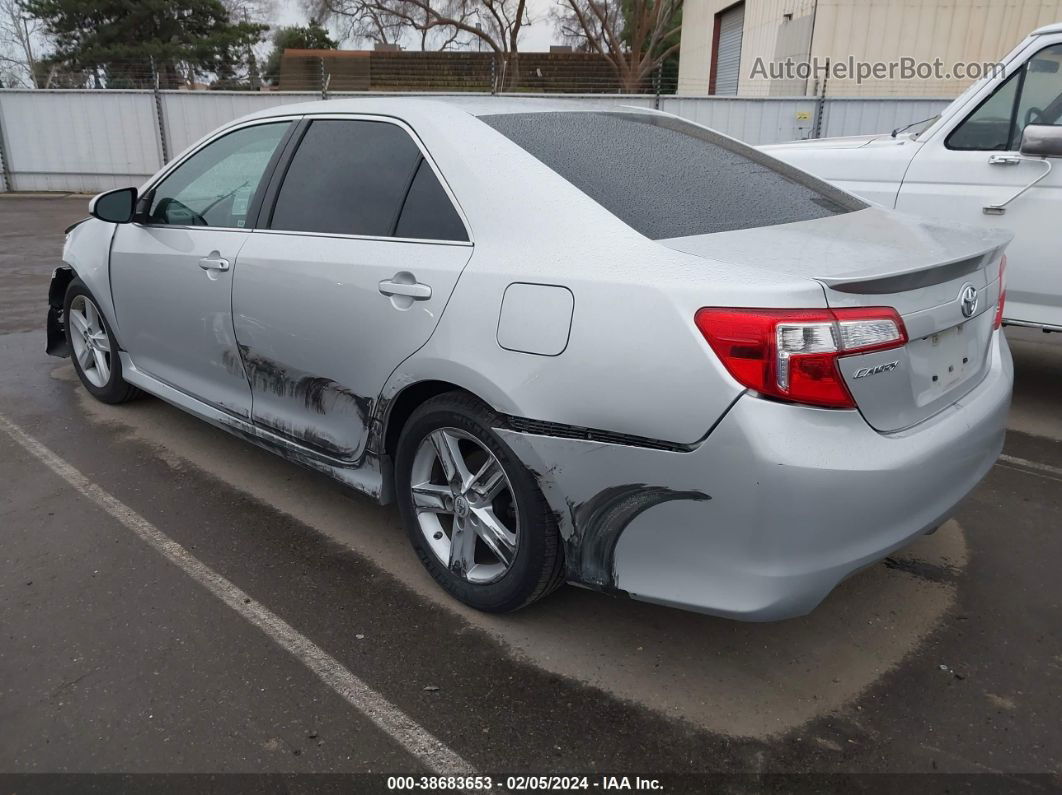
[45,266,76,358]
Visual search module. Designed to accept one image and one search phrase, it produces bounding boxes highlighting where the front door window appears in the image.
[146,122,291,228]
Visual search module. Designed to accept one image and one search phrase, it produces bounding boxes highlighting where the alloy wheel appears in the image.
[68,295,112,388]
[410,427,520,584]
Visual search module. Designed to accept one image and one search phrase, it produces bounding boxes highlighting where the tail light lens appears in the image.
[695,307,908,409]
[993,255,1007,330]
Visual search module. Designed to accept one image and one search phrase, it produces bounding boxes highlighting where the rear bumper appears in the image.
[498,331,1012,620]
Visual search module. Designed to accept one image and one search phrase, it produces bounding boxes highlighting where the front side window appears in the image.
[948,43,1062,151]
[147,122,291,227]
[1015,44,1062,132]
[269,119,467,241]
[481,111,863,240]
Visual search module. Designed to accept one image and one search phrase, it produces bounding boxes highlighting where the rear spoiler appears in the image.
[817,245,1007,295]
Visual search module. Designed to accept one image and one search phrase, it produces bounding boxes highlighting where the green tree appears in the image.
[24,0,267,88]
[262,20,336,86]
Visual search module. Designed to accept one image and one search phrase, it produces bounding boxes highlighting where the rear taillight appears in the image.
[993,255,1007,330]
[695,307,908,409]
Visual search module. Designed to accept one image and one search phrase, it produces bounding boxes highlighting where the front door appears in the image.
[897,40,1062,328]
[233,117,473,460]
[110,120,293,416]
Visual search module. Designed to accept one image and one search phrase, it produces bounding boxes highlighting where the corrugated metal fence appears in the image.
[0,90,951,193]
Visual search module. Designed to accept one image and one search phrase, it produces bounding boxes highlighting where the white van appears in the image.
[764,23,1062,332]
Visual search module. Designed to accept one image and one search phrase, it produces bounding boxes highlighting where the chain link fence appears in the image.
[18,54,679,96]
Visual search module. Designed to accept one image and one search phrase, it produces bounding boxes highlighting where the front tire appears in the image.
[65,280,141,404]
[395,392,564,612]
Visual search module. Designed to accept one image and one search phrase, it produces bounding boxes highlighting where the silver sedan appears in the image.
[49,98,1013,619]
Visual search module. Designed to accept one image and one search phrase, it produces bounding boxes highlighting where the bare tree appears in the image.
[222,0,278,24]
[553,0,681,93]
[315,0,407,47]
[308,0,530,86]
[0,0,49,87]
[222,0,278,89]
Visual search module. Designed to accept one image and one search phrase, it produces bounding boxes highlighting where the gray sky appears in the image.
[272,0,561,51]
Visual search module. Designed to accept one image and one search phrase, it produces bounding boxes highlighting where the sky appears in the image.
[271,0,561,52]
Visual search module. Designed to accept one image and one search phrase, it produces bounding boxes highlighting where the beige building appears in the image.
[677,0,1062,97]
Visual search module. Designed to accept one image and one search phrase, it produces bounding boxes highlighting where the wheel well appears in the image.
[45,266,77,358]
[382,380,469,459]
[48,265,76,308]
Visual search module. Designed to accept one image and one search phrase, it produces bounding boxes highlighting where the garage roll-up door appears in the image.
[713,2,745,96]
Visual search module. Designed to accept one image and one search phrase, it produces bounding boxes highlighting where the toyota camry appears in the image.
[47,98,1013,619]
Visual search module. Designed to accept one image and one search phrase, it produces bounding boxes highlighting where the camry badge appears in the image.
[959,284,978,318]
[853,361,899,379]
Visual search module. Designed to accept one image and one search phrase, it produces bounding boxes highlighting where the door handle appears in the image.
[198,254,230,271]
[988,154,1022,166]
[984,157,1053,214]
[379,279,431,300]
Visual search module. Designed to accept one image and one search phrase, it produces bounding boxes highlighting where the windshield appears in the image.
[481,111,866,240]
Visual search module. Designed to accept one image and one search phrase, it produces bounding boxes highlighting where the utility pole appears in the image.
[20,14,39,88]
[243,8,260,91]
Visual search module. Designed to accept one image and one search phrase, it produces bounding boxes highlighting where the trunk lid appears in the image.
[662,207,1010,432]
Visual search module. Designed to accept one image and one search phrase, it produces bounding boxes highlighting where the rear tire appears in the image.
[395,392,564,612]
[64,280,141,405]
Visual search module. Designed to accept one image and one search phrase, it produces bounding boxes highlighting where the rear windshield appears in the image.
[481,111,865,240]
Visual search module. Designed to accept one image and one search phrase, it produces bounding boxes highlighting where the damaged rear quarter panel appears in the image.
[495,429,711,593]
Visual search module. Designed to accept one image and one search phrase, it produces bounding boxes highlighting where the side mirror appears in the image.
[89,187,137,224]
[1019,124,1062,158]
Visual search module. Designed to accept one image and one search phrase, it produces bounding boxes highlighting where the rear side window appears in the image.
[481,112,864,239]
[394,159,467,241]
[270,119,466,241]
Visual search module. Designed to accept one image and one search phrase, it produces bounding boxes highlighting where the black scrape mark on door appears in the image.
[224,345,373,423]
[221,345,373,458]
[568,484,711,591]
[254,414,355,460]
[216,414,345,470]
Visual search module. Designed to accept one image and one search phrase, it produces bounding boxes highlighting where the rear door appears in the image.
[897,39,1062,328]
[232,116,472,461]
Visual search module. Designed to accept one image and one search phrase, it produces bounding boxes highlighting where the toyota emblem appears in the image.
[959,284,978,318]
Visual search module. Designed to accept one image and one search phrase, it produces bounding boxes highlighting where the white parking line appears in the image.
[0,412,475,777]
[998,454,1062,482]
